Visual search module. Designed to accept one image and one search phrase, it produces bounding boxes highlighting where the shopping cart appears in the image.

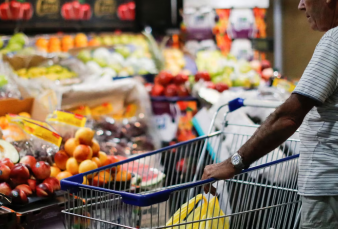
[61,98,301,229]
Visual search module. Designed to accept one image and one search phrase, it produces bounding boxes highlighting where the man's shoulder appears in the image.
[324,27,338,44]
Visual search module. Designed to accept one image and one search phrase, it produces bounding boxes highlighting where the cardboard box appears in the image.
[0,97,34,116]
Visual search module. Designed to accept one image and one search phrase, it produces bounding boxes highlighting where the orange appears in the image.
[114,171,131,182]
[98,151,108,165]
[35,38,48,48]
[91,157,102,168]
[56,171,73,181]
[66,158,79,175]
[48,46,61,53]
[50,166,61,178]
[93,171,112,186]
[82,176,90,185]
[49,37,60,45]
[62,35,74,46]
[88,39,100,46]
[79,160,98,178]
[0,116,8,129]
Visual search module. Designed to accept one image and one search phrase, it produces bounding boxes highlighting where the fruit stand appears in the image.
[0,0,299,227]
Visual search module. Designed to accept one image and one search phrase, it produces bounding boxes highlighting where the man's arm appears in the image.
[202,93,316,194]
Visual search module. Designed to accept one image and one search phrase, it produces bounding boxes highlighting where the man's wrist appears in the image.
[225,158,242,175]
[237,150,250,169]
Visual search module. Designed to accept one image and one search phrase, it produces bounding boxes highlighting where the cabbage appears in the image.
[92,48,111,61]
[86,61,103,75]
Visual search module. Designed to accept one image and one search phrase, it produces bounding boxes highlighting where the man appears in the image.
[202,0,338,228]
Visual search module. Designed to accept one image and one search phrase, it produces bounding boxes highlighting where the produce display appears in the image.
[0,140,60,205]
[53,127,132,187]
[194,50,264,89]
[35,34,89,52]
[34,33,150,53]
[0,33,28,54]
[0,113,30,142]
[163,48,186,75]
[149,70,190,97]
[15,65,78,81]
[77,46,157,77]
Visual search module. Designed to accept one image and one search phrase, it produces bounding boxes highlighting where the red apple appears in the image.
[10,164,30,185]
[36,183,53,197]
[20,156,37,170]
[9,1,22,20]
[27,179,36,192]
[154,76,160,85]
[205,82,216,90]
[0,3,11,20]
[22,2,33,20]
[10,189,28,204]
[164,84,178,97]
[158,71,174,86]
[195,71,211,82]
[32,161,51,180]
[215,83,229,93]
[151,84,165,97]
[61,2,73,20]
[0,182,12,196]
[15,184,32,196]
[173,73,189,85]
[0,158,14,169]
[177,85,190,97]
[0,164,11,182]
[43,177,60,191]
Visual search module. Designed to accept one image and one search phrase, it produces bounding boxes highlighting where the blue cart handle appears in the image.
[228,98,283,112]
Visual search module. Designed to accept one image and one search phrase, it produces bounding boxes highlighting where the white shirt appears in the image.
[293,27,338,196]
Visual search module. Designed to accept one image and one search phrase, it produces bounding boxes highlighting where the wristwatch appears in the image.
[231,152,247,170]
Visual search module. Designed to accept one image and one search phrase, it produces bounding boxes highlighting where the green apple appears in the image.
[93,58,107,67]
[77,50,92,63]
[0,38,3,49]
[0,75,8,87]
[9,33,26,46]
[6,43,23,52]
[108,63,122,73]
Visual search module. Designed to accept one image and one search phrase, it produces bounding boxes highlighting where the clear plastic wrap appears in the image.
[7,115,61,164]
[0,60,21,99]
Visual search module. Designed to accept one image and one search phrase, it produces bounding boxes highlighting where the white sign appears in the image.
[184,0,269,9]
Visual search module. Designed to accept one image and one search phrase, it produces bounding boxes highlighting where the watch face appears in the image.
[232,154,241,165]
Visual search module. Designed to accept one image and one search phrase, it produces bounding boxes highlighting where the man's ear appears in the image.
[327,0,338,8]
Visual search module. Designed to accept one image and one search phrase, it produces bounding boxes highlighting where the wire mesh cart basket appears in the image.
[61,98,301,229]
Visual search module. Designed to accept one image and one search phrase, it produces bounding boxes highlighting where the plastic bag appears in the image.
[7,115,62,163]
[166,195,229,229]
[0,61,21,99]
[46,110,87,141]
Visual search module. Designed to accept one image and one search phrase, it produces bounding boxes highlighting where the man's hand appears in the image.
[201,159,239,195]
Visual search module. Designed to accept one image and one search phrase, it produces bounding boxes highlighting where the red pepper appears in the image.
[0,2,11,20]
[81,3,91,20]
[127,2,135,20]
[72,1,81,20]
[22,2,33,20]
[61,2,73,20]
[118,4,128,21]
[9,1,22,20]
